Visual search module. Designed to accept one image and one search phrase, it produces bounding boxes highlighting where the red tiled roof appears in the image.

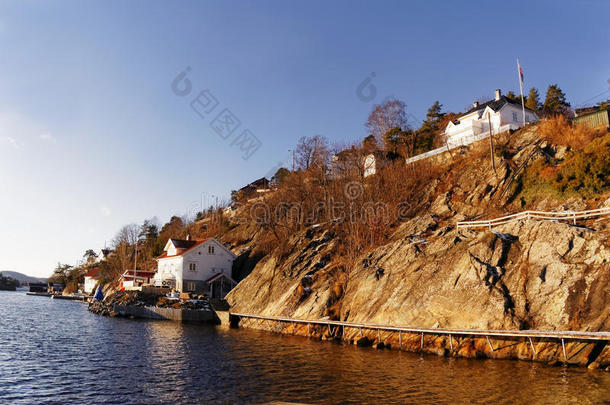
[156,238,210,260]
[84,268,101,278]
[122,270,156,277]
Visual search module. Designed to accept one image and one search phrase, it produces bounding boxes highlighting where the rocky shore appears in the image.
[224,126,610,369]
[89,291,214,318]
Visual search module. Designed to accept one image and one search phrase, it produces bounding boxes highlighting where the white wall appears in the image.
[155,239,235,287]
[84,277,97,294]
[499,104,538,126]
[445,104,539,146]
[155,256,183,284]
[166,244,178,256]
[363,154,376,177]
[180,239,234,282]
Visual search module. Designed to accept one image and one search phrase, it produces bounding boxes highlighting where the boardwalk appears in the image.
[230,313,610,342]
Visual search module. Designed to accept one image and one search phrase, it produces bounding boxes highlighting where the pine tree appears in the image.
[525,87,540,112]
[506,91,518,101]
[542,84,571,117]
[362,134,378,152]
[425,101,445,125]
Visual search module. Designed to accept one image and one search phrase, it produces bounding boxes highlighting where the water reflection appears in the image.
[0,291,608,404]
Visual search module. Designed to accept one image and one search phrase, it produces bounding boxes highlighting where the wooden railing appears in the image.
[456,207,610,229]
[230,312,610,360]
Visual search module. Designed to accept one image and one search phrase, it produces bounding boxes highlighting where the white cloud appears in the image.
[100,205,111,217]
[40,133,56,144]
[1,136,21,149]
[0,111,52,150]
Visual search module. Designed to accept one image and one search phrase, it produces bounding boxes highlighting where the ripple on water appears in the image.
[1,291,609,404]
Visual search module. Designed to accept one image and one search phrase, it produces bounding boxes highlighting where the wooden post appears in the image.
[421,332,424,350]
[449,334,453,351]
[529,337,536,356]
[307,323,310,336]
[562,338,567,361]
[359,327,362,337]
[377,329,381,342]
[399,331,402,349]
[488,114,496,173]
[486,336,494,351]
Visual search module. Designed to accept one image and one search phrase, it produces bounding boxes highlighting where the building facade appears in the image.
[84,268,101,294]
[153,237,237,297]
[444,89,538,147]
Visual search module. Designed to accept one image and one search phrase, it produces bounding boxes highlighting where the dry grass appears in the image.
[539,115,604,149]
[520,132,610,201]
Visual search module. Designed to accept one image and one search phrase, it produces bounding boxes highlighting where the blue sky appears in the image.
[0,0,608,277]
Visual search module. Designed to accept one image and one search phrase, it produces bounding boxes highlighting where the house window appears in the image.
[186,282,196,291]
[208,246,215,254]
[188,263,196,271]
[512,112,518,122]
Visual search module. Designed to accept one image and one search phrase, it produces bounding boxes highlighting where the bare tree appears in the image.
[365,98,408,143]
[294,135,330,171]
[112,223,140,272]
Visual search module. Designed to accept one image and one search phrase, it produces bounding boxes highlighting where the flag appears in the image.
[518,59,524,83]
[94,285,104,301]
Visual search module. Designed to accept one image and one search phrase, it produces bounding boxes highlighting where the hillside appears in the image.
[223,122,610,366]
[0,271,47,284]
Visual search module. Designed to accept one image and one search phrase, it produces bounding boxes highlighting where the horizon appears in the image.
[1,0,609,277]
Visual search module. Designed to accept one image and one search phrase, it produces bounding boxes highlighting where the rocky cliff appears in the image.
[224,125,610,368]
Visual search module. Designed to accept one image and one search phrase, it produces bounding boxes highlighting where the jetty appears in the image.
[229,313,610,361]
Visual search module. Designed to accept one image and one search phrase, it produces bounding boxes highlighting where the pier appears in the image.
[229,312,610,361]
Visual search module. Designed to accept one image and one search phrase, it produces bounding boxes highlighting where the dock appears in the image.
[229,312,610,361]
[26,292,52,297]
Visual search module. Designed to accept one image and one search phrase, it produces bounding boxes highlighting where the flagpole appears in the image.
[518,58,526,126]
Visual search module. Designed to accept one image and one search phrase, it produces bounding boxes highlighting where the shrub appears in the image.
[539,115,604,149]
[521,132,610,200]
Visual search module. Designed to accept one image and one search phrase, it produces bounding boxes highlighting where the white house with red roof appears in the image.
[153,237,237,297]
[84,267,101,294]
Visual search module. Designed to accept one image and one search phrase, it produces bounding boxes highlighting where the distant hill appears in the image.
[0,271,47,284]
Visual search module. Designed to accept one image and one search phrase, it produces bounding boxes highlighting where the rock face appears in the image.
[225,126,610,367]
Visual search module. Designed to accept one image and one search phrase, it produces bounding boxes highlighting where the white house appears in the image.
[153,237,237,297]
[444,89,538,147]
[95,248,114,263]
[330,149,386,179]
[83,267,101,294]
[363,151,389,178]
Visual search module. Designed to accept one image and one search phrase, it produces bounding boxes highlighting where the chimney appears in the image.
[186,234,190,241]
[495,89,502,101]
[473,101,479,109]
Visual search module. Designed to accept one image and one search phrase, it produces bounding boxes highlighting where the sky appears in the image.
[0,0,608,277]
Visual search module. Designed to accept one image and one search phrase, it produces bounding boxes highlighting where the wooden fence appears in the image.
[456,207,610,229]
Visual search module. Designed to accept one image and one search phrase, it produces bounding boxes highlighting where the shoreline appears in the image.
[231,315,610,370]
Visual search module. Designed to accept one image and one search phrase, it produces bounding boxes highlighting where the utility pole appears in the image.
[133,240,138,288]
[488,113,496,173]
[517,58,526,127]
